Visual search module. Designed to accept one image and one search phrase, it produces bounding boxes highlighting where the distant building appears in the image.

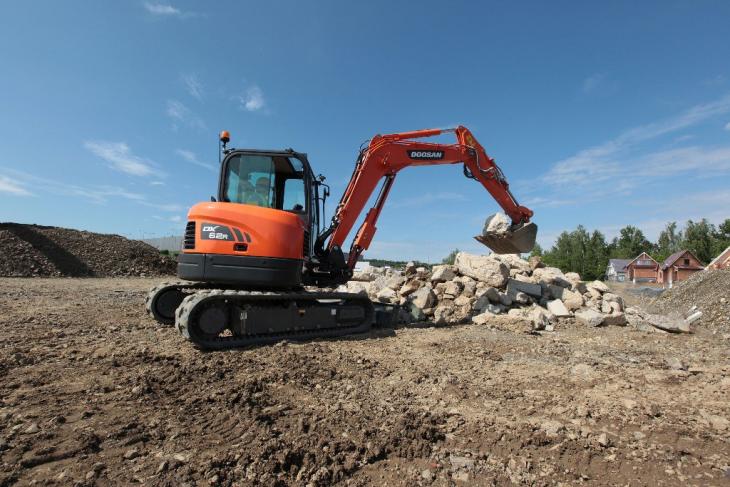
[706,245,730,270]
[657,250,704,287]
[625,252,659,283]
[606,259,631,282]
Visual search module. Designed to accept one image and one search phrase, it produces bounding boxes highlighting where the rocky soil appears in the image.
[0,223,176,277]
[1,277,729,486]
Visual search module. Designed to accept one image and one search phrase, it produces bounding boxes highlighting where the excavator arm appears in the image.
[318,126,536,272]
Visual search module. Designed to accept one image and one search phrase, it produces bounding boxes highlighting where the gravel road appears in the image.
[1,278,729,486]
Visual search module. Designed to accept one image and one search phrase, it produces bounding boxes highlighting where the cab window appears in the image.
[223,154,305,212]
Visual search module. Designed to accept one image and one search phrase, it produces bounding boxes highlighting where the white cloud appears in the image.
[0,168,180,211]
[150,181,165,186]
[725,121,730,131]
[84,141,160,177]
[176,149,216,172]
[0,175,33,196]
[238,85,265,112]
[542,93,730,190]
[166,100,206,130]
[181,73,203,101]
[143,2,183,16]
[169,215,183,223]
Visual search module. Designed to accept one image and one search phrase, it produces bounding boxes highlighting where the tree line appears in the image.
[530,219,730,281]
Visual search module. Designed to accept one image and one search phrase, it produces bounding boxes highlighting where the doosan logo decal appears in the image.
[408,150,444,160]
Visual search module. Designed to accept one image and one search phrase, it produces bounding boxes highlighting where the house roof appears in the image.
[626,252,658,267]
[706,245,730,269]
[661,250,703,270]
[608,259,631,271]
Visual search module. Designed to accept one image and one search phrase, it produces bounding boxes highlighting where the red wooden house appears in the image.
[625,252,659,283]
[657,250,704,287]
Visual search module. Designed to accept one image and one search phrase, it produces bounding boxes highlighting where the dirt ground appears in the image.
[1,278,729,486]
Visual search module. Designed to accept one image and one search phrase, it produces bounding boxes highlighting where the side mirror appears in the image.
[210,196,217,202]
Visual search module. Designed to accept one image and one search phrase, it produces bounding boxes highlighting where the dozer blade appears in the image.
[474,221,538,254]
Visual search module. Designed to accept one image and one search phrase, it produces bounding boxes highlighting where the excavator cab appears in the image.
[177,148,322,288]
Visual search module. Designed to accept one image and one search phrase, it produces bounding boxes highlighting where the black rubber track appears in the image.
[176,289,374,350]
[144,281,211,326]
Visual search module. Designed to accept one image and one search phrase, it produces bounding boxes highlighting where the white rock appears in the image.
[454,252,509,288]
[532,267,571,287]
[430,265,457,283]
[575,309,604,327]
[410,287,435,310]
[587,280,609,293]
[443,280,463,298]
[560,289,584,311]
[376,287,397,303]
[547,299,571,317]
[482,212,511,235]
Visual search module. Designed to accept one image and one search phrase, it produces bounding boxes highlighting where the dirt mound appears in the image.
[0,223,176,277]
[2,277,730,485]
[652,268,730,329]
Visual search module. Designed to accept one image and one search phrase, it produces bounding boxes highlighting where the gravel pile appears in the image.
[0,223,176,277]
[652,268,730,329]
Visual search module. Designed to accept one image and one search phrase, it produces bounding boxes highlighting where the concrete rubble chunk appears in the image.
[494,253,533,274]
[531,306,553,330]
[644,313,691,333]
[564,272,581,282]
[454,252,509,288]
[482,212,511,235]
[430,264,457,283]
[385,274,406,291]
[547,299,571,317]
[561,289,583,311]
[528,255,545,270]
[398,279,421,297]
[575,309,604,327]
[506,278,542,298]
[454,295,472,307]
[498,292,513,307]
[404,261,416,276]
[376,287,397,303]
[410,287,435,310]
[443,280,463,298]
[587,280,609,293]
[601,312,627,326]
[513,291,530,305]
[532,267,571,287]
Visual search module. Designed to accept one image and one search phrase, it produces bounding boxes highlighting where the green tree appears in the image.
[441,249,460,265]
[530,243,544,257]
[682,219,715,264]
[656,221,683,262]
[612,225,653,259]
[711,218,730,256]
[584,230,610,280]
[542,225,608,280]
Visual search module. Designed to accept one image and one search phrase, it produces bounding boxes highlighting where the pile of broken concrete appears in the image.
[338,252,628,332]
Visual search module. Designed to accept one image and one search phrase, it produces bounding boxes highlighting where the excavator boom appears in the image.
[323,126,536,269]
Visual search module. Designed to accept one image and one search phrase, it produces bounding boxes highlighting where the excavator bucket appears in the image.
[474,221,538,254]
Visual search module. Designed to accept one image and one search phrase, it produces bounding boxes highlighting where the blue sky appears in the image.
[1,1,729,262]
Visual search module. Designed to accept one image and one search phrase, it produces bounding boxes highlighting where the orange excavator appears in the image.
[145,126,536,348]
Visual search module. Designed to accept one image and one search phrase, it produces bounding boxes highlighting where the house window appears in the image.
[637,259,653,266]
[683,258,689,265]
